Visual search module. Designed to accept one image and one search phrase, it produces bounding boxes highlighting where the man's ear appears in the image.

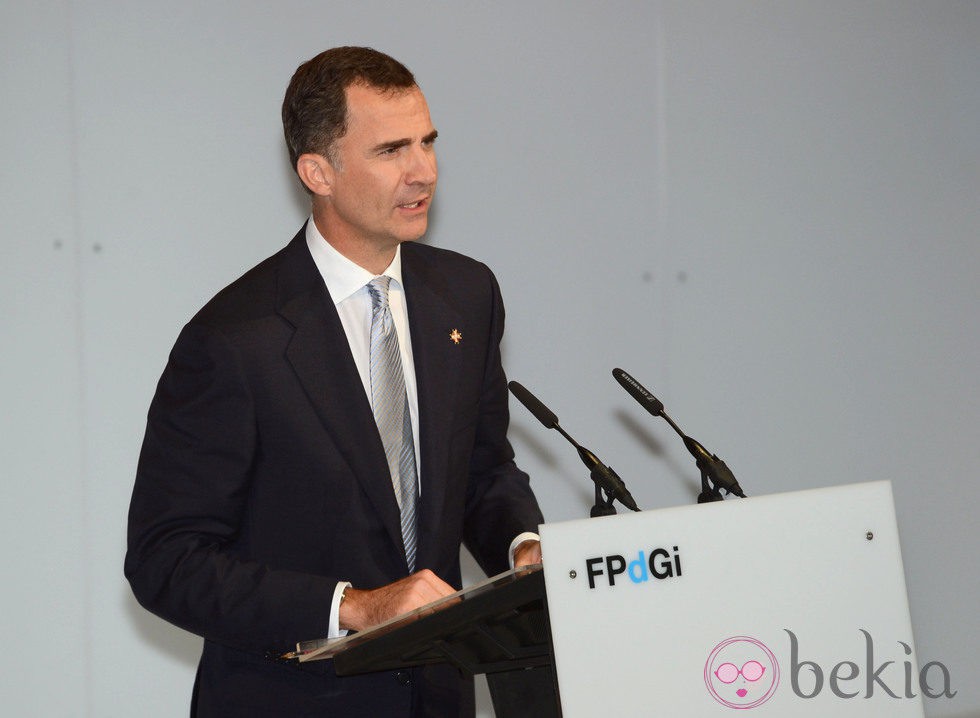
[296,153,334,197]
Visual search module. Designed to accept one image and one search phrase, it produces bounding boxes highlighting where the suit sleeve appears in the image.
[461,270,545,576]
[125,321,338,655]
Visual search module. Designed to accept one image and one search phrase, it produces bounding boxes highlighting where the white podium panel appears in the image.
[540,481,924,716]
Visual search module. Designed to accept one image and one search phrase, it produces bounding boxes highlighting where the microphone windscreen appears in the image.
[508,381,559,429]
[612,368,665,416]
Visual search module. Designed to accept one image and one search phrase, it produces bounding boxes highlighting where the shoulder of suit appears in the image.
[189,230,312,329]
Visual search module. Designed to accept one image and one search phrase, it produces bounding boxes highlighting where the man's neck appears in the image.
[310,213,397,276]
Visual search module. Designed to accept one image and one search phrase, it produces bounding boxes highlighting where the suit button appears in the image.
[396,670,411,686]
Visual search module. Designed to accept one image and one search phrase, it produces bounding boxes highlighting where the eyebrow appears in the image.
[371,130,439,155]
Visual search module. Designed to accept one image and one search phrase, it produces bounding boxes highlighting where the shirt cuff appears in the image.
[328,581,352,638]
[508,532,541,569]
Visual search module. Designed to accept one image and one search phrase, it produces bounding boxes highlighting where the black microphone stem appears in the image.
[658,411,686,442]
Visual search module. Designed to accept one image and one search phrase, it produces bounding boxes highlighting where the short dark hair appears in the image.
[282,46,417,170]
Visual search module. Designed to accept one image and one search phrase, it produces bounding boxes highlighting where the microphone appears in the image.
[508,381,639,513]
[612,368,746,499]
[508,380,558,429]
[612,368,664,417]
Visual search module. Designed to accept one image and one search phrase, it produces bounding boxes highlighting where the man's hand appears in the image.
[339,569,456,633]
[513,539,542,568]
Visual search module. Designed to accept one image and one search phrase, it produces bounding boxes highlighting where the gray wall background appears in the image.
[2,1,976,716]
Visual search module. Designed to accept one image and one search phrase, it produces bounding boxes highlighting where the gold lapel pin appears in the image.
[450,328,462,345]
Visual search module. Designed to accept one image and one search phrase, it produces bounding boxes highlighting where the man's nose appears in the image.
[405,146,437,185]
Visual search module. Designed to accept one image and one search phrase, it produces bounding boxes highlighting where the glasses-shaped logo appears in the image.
[705,637,779,709]
[714,660,766,684]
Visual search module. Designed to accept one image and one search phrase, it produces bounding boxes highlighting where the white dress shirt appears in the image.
[305,220,421,470]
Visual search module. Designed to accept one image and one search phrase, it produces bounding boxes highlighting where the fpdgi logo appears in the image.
[705,636,780,709]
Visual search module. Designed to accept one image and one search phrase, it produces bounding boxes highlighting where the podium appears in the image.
[296,481,923,717]
[296,566,560,717]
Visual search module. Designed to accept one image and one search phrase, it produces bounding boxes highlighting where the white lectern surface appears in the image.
[540,481,924,716]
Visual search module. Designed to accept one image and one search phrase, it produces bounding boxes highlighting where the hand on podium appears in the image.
[339,569,457,632]
[514,539,542,567]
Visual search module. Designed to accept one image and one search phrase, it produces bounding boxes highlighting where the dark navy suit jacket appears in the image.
[125,227,543,716]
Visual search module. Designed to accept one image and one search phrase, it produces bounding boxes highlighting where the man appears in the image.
[126,46,543,716]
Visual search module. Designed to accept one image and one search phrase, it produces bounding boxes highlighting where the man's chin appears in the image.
[398,223,429,244]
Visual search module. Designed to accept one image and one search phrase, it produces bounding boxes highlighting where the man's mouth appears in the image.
[398,198,427,210]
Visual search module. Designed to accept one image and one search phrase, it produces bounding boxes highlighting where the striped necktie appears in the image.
[367,276,419,572]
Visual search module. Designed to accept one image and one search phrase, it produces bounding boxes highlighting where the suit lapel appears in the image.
[275,231,404,562]
[402,246,463,569]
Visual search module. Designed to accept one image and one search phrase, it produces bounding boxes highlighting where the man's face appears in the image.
[321,83,438,254]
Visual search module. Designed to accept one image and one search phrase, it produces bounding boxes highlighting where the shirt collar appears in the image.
[305,216,405,304]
